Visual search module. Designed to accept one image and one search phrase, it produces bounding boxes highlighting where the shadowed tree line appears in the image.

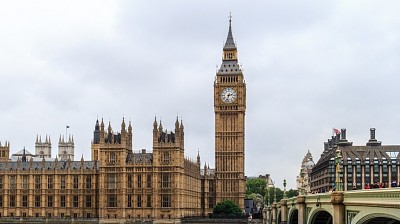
[245,178,298,204]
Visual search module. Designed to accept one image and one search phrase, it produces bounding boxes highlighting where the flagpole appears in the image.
[66,125,70,140]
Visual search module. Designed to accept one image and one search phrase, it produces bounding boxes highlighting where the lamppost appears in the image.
[272,180,276,204]
[335,149,343,191]
[265,182,269,207]
[283,179,287,199]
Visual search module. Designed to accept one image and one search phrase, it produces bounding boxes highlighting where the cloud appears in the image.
[1,0,400,189]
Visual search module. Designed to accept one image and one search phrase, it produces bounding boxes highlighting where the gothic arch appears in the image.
[355,213,400,224]
[308,208,332,224]
[288,208,298,224]
[277,210,281,224]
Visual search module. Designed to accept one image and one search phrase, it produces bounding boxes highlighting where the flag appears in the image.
[333,128,340,135]
[66,126,70,128]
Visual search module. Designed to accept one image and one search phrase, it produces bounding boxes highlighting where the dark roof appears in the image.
[126,152,153,165]
[0,161,98,171]
[314,145,400,168]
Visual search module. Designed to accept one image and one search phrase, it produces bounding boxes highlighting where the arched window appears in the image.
[110,153,116,163]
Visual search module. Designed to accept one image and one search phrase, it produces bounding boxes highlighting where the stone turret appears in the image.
[35,135,52,158]
[0,141,10,162]
[58,134,75,161]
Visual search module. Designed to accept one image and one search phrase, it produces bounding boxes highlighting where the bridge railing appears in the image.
[343,188,400,207]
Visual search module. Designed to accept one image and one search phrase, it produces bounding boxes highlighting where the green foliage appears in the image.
[246,178,266,197]
[286,189,298,198]
[245,177,299,204]
[213,200,242,215]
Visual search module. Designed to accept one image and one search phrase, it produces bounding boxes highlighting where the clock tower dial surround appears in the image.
[214,17,246,209]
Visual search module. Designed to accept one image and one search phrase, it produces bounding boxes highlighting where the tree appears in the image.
[245,177,299,204]
[213,200,242,215]
[246,178,266,198]
[286,189,298,198]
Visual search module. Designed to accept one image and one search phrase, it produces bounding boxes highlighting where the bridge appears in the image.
[262,188,400,224]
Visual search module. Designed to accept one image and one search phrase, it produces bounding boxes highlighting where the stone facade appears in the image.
[214,17,246,209]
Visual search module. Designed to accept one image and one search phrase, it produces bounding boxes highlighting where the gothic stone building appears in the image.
[310,128,400,193]
[0,119,202,222]
[0,18,246,223]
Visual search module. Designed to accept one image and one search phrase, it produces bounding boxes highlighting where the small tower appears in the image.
[58,134,75,161]
[0,141,10,162]
[153,118,185,166]
[35,135,52,158]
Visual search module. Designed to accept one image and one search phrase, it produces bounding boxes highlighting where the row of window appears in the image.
[107,194,170,208]
[0,175,92,190]
[0,195,92,208]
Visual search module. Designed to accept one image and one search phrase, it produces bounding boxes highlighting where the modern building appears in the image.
[310,128,400,193]
[0,18,246,223]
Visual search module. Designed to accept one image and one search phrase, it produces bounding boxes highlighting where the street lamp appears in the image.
[265,178,275,206]
[335,149,343,191]
[265,183,269,207]
[283,179,287,199]
[272,181,276,204]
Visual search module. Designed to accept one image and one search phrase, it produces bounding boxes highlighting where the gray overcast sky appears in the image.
[1,1,400,189]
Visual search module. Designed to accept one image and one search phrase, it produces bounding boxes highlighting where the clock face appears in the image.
[220,87,237,103]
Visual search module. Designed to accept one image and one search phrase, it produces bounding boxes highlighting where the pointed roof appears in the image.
[223,14,236,51]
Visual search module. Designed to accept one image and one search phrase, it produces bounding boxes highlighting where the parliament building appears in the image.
[0,18,246,223]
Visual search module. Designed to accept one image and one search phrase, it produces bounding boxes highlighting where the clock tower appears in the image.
[214,17,246,208]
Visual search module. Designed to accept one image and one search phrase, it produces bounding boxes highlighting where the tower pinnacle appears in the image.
[223,13,236,51]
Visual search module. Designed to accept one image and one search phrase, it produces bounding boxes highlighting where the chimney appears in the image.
[141,149,146,154]
[323,142,328,152]
[367,128,381,146]
[370,128,376,140]
[341,129,346,141]
[337,128,353,146]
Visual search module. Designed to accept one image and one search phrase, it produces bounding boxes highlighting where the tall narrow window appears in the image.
[108,174,117,189]
[35,176,41,190]
[147,174,152,188]
[128,174,132,188]
[161,173,170,188]
[137,195,142,207]
[86,176,92,189]
[60,195,66,207]
[73,195,79,207]
[35,195,40,207]
[147,194,151,207]
[22,195,28,207]
[10,175,16,190]
[48,196,53,207]
[48,176,53,189]
[73,175,79,189]
[86,195,92,208]
[0,176,3,189]
[137,175,142,188]
[9,195,15,207]
[61,175,66,189]
[127,195,132,208]
[23,176,28,189]
[161,195,171,208]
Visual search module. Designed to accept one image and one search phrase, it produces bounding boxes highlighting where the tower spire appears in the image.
[223,13,236,51]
